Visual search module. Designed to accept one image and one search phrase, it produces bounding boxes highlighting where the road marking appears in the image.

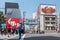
[8,34,26,40]
[0,34,26,40]
[20,34,26,40]
[8,34,18,39]
[1,34,18,40]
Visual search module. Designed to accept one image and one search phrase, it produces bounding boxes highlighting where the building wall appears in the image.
[32,12,37,19]
[44,15,56,30]
[57,14,60,31]
[32,4,57,33]
[40,14,44,31]
[59,14,60,27]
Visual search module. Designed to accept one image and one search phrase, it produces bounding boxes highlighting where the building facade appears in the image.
[5,2,20,18]
[59,14,60,28]
[40,4,57,33]
[44,14,57,32]
[32,4,57,33]
[57,13,60,32]
[32,12,37,19]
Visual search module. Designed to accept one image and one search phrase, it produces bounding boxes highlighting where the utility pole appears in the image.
[23,11,26,33]
[37,6,40,33]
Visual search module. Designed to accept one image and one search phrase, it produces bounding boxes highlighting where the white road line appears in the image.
[20,34,26,40]
[0,34,26,40]
[8,34,18,39]
[1,34,18,40]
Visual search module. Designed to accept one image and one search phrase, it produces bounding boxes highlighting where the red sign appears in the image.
[41,6,56,13]
[6,18,20,29]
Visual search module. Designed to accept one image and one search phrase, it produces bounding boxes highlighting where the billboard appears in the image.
[5,2,20,18]
[40,4,56,15]
[6,18,20,29]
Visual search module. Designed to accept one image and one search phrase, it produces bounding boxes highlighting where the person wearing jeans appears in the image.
[18,23,22,40]
[19,29,21,39]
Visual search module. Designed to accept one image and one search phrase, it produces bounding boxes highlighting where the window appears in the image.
[59,24,60,27]
[51,27,55,30]
[45,26,50,30]
[45,17,49,20]
[51,22,55,24]
[52,17,55,20]
[45,22,50,24]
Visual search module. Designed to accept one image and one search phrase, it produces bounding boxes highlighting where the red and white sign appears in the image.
[40,4,56,15]
[6,18,20,29]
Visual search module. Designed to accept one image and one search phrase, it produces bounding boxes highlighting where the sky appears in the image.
[0,0,60,19]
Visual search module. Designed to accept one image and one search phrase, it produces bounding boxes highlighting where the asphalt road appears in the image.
[24,33,60,40]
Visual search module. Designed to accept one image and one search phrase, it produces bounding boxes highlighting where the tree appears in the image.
[0,11,5,24]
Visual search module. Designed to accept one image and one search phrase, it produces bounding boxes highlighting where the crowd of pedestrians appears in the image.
[0,22,24,40]
[0,23,18,35]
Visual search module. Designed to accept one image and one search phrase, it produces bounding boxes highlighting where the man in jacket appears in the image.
[18,23,22,40]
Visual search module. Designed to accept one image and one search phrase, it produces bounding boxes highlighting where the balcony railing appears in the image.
[45,24,56,26]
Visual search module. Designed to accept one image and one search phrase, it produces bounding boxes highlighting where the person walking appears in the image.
[11,22,15,35]
[18,23,22,40]
[1,23,6,35]
[11,22,18,35]
[6,23,11,37]
[0,24,2,34]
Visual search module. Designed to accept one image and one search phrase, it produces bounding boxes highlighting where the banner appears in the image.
[6,18,20,29]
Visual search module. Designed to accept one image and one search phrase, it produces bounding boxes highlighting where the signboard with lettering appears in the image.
[6,18,20,29]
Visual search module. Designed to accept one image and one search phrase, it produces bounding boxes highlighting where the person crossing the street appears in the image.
[18,22,23,40]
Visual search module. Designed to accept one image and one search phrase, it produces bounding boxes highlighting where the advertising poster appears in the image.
[6,18,20,29]
[40,5,56,15]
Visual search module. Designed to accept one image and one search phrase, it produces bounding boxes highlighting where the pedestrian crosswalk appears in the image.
[0,34,18,39]
[0,34,26,40]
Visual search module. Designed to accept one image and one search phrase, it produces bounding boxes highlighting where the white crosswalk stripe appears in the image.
[20,34,26,40]
[0,34,26,40]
